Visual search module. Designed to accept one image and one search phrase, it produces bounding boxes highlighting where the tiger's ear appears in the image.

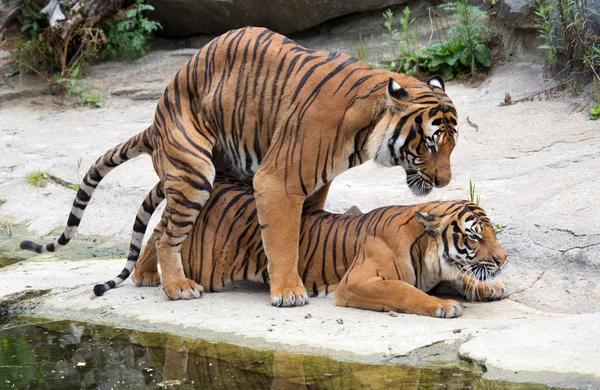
[387,78,408,101]
[415,212,443,234]
[427,75,445,91]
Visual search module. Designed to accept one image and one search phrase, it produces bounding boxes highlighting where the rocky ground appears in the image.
[1,41,600,388]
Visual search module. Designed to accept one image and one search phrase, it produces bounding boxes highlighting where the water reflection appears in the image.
[0,256,21,268]
[0,319,550,389]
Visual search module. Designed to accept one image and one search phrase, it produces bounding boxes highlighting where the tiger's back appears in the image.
[169,178,444,294]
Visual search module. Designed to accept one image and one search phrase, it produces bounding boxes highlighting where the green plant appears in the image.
[9,0,43,39]
[76,157,83,183]
[438,0,492,75]
[589,104,600,120]
[102,0,162,61]
[469,179,481,205]
[534,0,558,70]
[350,34,392,70]
[26,170,48,187]
[382,8,422,74]
[378,2,492,79]
[533,0,600,94]
[10,0,106,78]
[55,66,104,107]
[494,224,506,233]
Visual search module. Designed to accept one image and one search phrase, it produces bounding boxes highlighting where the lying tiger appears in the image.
[132,177,507,318]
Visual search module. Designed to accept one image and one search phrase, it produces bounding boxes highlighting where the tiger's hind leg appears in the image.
[152,128,215,300]
[133,228,162,287]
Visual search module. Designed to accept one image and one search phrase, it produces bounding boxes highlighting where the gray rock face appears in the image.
[588,0,600,34]
[500,0,600,33]
[145,0,409,37]
[499,0,537,30]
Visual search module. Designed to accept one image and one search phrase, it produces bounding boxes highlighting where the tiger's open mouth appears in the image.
[406,170,433,196]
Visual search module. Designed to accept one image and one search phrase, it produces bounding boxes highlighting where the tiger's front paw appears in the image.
[132,269,161,287]
[270,285,309,307]
[479,282,506,301]
[163,278,204,300]
[429,299,463,318]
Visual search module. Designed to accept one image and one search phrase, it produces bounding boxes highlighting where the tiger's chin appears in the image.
[406,170,433,196]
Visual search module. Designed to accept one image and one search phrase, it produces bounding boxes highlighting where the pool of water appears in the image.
[0,256,21,269]
[0,318,552,389]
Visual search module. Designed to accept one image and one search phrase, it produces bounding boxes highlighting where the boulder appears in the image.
[499,0,537,30]
[146,0,410,37]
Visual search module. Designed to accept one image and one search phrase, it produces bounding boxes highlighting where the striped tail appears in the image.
[20,128,153,255]
[93,182,165,296]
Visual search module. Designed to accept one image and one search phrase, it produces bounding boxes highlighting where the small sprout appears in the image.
[469,179,481,205]
[588,104,600,120]
[26,170,48,187]
[495,224,506,233]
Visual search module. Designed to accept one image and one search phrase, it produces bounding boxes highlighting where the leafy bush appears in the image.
[378,1,492,79]
[533,0,600,114]
[9,0,105,78]
[438,1,492,75]
[102,0,162,61]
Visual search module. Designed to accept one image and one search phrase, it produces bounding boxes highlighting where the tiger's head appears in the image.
[415,201,508,283]
[369,75,457,196]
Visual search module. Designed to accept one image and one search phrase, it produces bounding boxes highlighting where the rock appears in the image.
[344,205,363,215]
[587,0,600,35]
[145,0,411,37]
[0,0,19,33]
[459,314,600,388]
[499,0,600,34]
[499,0,537,30]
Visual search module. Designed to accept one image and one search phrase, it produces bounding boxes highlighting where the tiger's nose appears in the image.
[493,256,508,267]
[434,171,451,187]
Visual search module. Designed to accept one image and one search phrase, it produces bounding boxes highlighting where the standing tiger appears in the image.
[20,27,458,307]
[132,176,507,318]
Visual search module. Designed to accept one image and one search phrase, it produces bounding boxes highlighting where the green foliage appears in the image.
[494,224,506,233]
[439,0,492,75]
[9,0,43,38]
[383,7,422,74]
[55,66,104,107]
[9,0,58,75]
[26,170,48,187]
[102,0,162,61]
[533,0,600,93]
[589,103,600,120]
[533,0,558,69]
[379,2,492,79]
[350,34,391,70]
[469,179,481,206]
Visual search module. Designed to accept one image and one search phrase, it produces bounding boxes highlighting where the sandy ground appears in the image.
[1,47,600,388]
